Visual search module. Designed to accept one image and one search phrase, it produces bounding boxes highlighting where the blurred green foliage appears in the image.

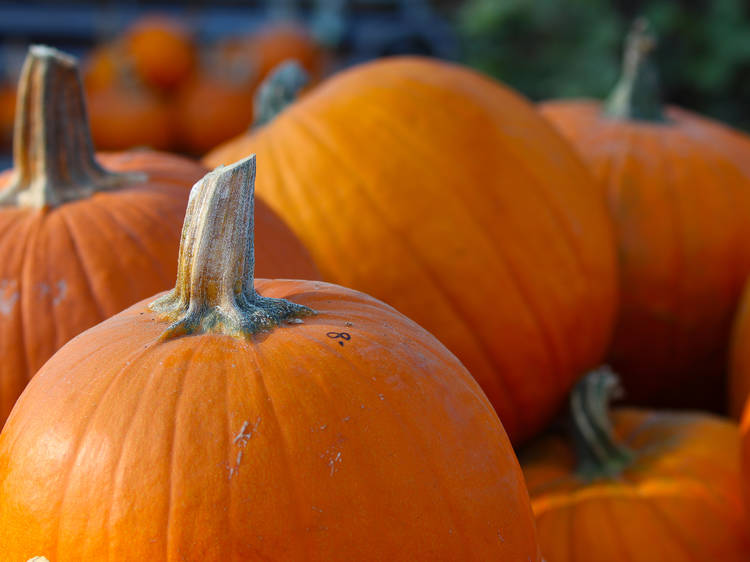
[457,0,750,130]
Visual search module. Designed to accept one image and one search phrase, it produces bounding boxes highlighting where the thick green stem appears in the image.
[570,367,635,480]
[253,60,309,128]
[149,155,314,340]
[604,18,667,123]
[0,46,135,209]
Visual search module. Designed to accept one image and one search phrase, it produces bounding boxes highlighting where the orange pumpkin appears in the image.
[82,43,121,93]
[124,14,196,92]
[88,84,174,151]
[0,46,318,426]
[205,56,619,443]
[243,23,323,83]
[730,285,750,418]
[0,155,542,561]
[539,20,750,410]
[174,73,256,155]
[0,81,14,148]
[521,368,750,561]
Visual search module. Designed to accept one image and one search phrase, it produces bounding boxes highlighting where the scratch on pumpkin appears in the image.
[0,279,19,316]
[228,416,261,480]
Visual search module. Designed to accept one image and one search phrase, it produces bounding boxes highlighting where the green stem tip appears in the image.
[253,59,309,128]
[604,18,667,123]
[570,366,635,480]
[149,155,315,340]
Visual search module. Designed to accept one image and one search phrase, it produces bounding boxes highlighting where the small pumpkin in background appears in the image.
[236,23,324,83]
[0,80,14,148]
[82,43,121,93]
[539,20,750,411]
[0,46,317,426]
[123,14,196,92]
[0,155,542,561]
[173,58,258,155]
[521,368,750,561]
[88,84,174,151]
[205,56,619,444]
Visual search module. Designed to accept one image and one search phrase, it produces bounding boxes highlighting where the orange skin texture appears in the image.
[0,152,319,426]
[88,86,174,151]
[124,15,196,92]
[0,82,15,148]
[742,405,750,513]
[205,57,619,444]
[541,100,750,410]
[175,76,257,155]
[731,284,750,418]
[522,409,750,561]
[0,279,541,562]
[247,24,323,83]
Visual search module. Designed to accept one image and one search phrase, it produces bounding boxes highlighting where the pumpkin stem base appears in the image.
[149,155,314,341]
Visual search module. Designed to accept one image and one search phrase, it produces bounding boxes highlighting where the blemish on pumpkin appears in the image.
[321,447,342,476]
[0,279,19,316]
[228,416,260,479]
[378,394,385,401]
[52,280,67,305]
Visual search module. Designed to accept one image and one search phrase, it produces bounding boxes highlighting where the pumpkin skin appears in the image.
[174,74,257,155]
[730,284,750,418]
[205,56,619,443]
[540,102,750,410]
[0,157,542,562]
[124,15,196,92]
[88,85,174,151]
[522,371,750,561]
[0,47,319,427]
[539,22,750,410]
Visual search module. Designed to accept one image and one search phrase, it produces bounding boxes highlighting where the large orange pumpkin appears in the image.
[539,21,750,410]
[0,46,318,426]
[521,368,750,561]
[0,155,542,561]
[205,56,619,443]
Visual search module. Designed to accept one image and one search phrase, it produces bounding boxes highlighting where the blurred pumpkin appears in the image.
[0,46,317,426]
[0,155,542,561]
[124,14,196,92]
[174,62,257,155]
[239,23,323,83]
[0,81,14,148]
[205,56,619,444]
[540,20,750,410]
[522,368,750,561]
[82,43,121,93]
[88,84,174,151]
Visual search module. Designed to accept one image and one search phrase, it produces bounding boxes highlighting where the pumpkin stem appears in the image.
[570,367,635,480]
[0,46,137,209]
[149,155,314,340]
[253,60,309,127]
[603,18,667,123]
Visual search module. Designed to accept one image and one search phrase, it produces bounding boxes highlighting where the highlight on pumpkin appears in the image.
[150,154,314,340]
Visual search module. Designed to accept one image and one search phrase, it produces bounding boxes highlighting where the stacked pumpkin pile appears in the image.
[82,14,324,155]
[0,17,749,562]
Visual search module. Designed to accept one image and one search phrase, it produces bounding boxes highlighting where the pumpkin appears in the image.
[0,155,542,561]
[0,46,318,426]
[205,56,619,443]
[124,14,196,92]
[0,80,14,148]
[539,20,750,410]
[82,44,121,93]
[521,368,750,561]
[88,83,174,151]
[731,286,750,418]
[241,23,323,83]
[174,71,257,155]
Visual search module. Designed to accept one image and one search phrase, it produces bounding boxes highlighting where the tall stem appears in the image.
[0,46,134,209]
[570,367,635,480]
[604,18,666,123]
[150,155,314,340]
[253,60,309,128]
